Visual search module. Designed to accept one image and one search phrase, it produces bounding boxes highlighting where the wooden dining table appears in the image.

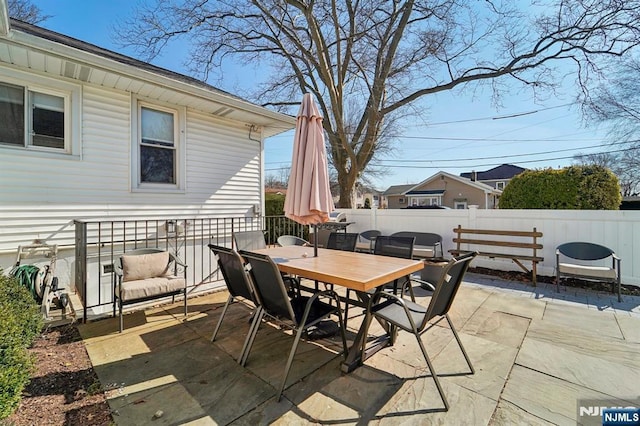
[255,245,424,372]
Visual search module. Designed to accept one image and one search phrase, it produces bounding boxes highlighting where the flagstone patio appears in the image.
[78,274,640,425]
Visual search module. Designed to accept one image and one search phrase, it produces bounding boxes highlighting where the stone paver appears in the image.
[77,273,640,425]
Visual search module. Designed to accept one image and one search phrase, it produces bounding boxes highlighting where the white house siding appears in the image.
[0,82,265,308]
[345,208,640,286]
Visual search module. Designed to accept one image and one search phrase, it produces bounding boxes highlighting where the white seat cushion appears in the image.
[413,246,435,259]
[559,263,617,280]
[355,241,372,252]
[122,251,169,282]
[120,276,185,301]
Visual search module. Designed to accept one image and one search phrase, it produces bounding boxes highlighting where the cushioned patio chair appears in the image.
[556,242,622,302]
[238,249,348,402]
[363,251,477,412]
[208,244,262,364]
[114,248,187,333]
[277,235,310,247]
[391,231,444,259]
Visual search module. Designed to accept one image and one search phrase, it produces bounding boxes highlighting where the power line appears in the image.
[381,141,627,163]
[378,146,639,170]
[265,140,627,166]
[266,102,579,137]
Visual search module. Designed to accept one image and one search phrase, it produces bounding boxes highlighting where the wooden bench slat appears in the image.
[451,225,543,285]
[453,238,543,250]
[449,250,543,262]
[453,228,543,238]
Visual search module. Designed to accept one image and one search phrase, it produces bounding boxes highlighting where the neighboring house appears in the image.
[0,5,295,294]
[354,185,382,209]
[460,164,526,191]
[383,171,502,209]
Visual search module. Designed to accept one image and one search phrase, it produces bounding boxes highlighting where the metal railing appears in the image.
[74,215,308,321]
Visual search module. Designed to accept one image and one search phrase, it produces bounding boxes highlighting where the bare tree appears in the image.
[8,0,50,24]
[118,0,640,207]
[574,146,640,196]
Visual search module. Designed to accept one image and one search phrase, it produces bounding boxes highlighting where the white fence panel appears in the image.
[342,208,640,286]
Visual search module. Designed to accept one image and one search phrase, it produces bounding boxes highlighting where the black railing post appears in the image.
[73,220,88,323]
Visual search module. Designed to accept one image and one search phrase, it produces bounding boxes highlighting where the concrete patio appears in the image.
[78,274,640,425]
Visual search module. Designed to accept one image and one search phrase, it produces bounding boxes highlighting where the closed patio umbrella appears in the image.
[284,93,334,256]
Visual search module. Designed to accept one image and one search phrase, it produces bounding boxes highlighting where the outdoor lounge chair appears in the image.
[556,242,622,302]
[355,230,381,253]
[238,249,348,402]
[208,244,262,364]
[363,251,477,412]
[277,235,310,247]
[114,248,187,333]
[391,231,444,259]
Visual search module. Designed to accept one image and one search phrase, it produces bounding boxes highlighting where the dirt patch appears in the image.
[6,324,113,426]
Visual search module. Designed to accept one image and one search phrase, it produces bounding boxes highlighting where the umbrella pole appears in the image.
[313,224,318,257]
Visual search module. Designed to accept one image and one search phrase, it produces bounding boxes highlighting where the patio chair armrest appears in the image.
[410,277,435,291]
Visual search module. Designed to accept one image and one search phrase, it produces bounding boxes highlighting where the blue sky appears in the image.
[31,1,612,191]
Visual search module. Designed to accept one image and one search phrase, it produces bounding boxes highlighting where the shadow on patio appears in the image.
[78,275,640,425]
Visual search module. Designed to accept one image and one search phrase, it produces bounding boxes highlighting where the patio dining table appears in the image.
[255,245,424,372]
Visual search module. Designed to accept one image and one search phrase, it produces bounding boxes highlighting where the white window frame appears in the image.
[410,196,441,206]
[496,181,506,190]
[131,97,186,192]
[0,69,80,157]
[455,201,468,209]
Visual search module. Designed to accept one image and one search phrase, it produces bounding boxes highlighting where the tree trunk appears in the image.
[336,169,357,208]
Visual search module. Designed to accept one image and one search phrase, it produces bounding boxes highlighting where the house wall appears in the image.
[387,177,496,209]
[415,178,491,208]
[386,195,408,209]
[0,71,264,288]
[344,207,640,286]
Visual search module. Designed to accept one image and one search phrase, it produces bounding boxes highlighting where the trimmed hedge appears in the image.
[0,270,43,420]
[499,165,622,209]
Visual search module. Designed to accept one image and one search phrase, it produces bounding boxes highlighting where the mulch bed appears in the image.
[470,266,640,296]
[6,325,113,426]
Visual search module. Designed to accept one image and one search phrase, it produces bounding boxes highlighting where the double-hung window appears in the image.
[133,100,184,191]
[0,82,68,151]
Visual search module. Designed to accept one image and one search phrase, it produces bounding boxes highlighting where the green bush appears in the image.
[0,270,43,420]
[499,165,621,209]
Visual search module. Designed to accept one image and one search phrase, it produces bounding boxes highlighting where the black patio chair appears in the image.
[208,244,262,364]
[238,249,348,402]
[233,230,267,251]
[322,232,359,298]
[362,251,477,412]
[234,230,300,296]
[344,235,416,323]
[326,232,359,252]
